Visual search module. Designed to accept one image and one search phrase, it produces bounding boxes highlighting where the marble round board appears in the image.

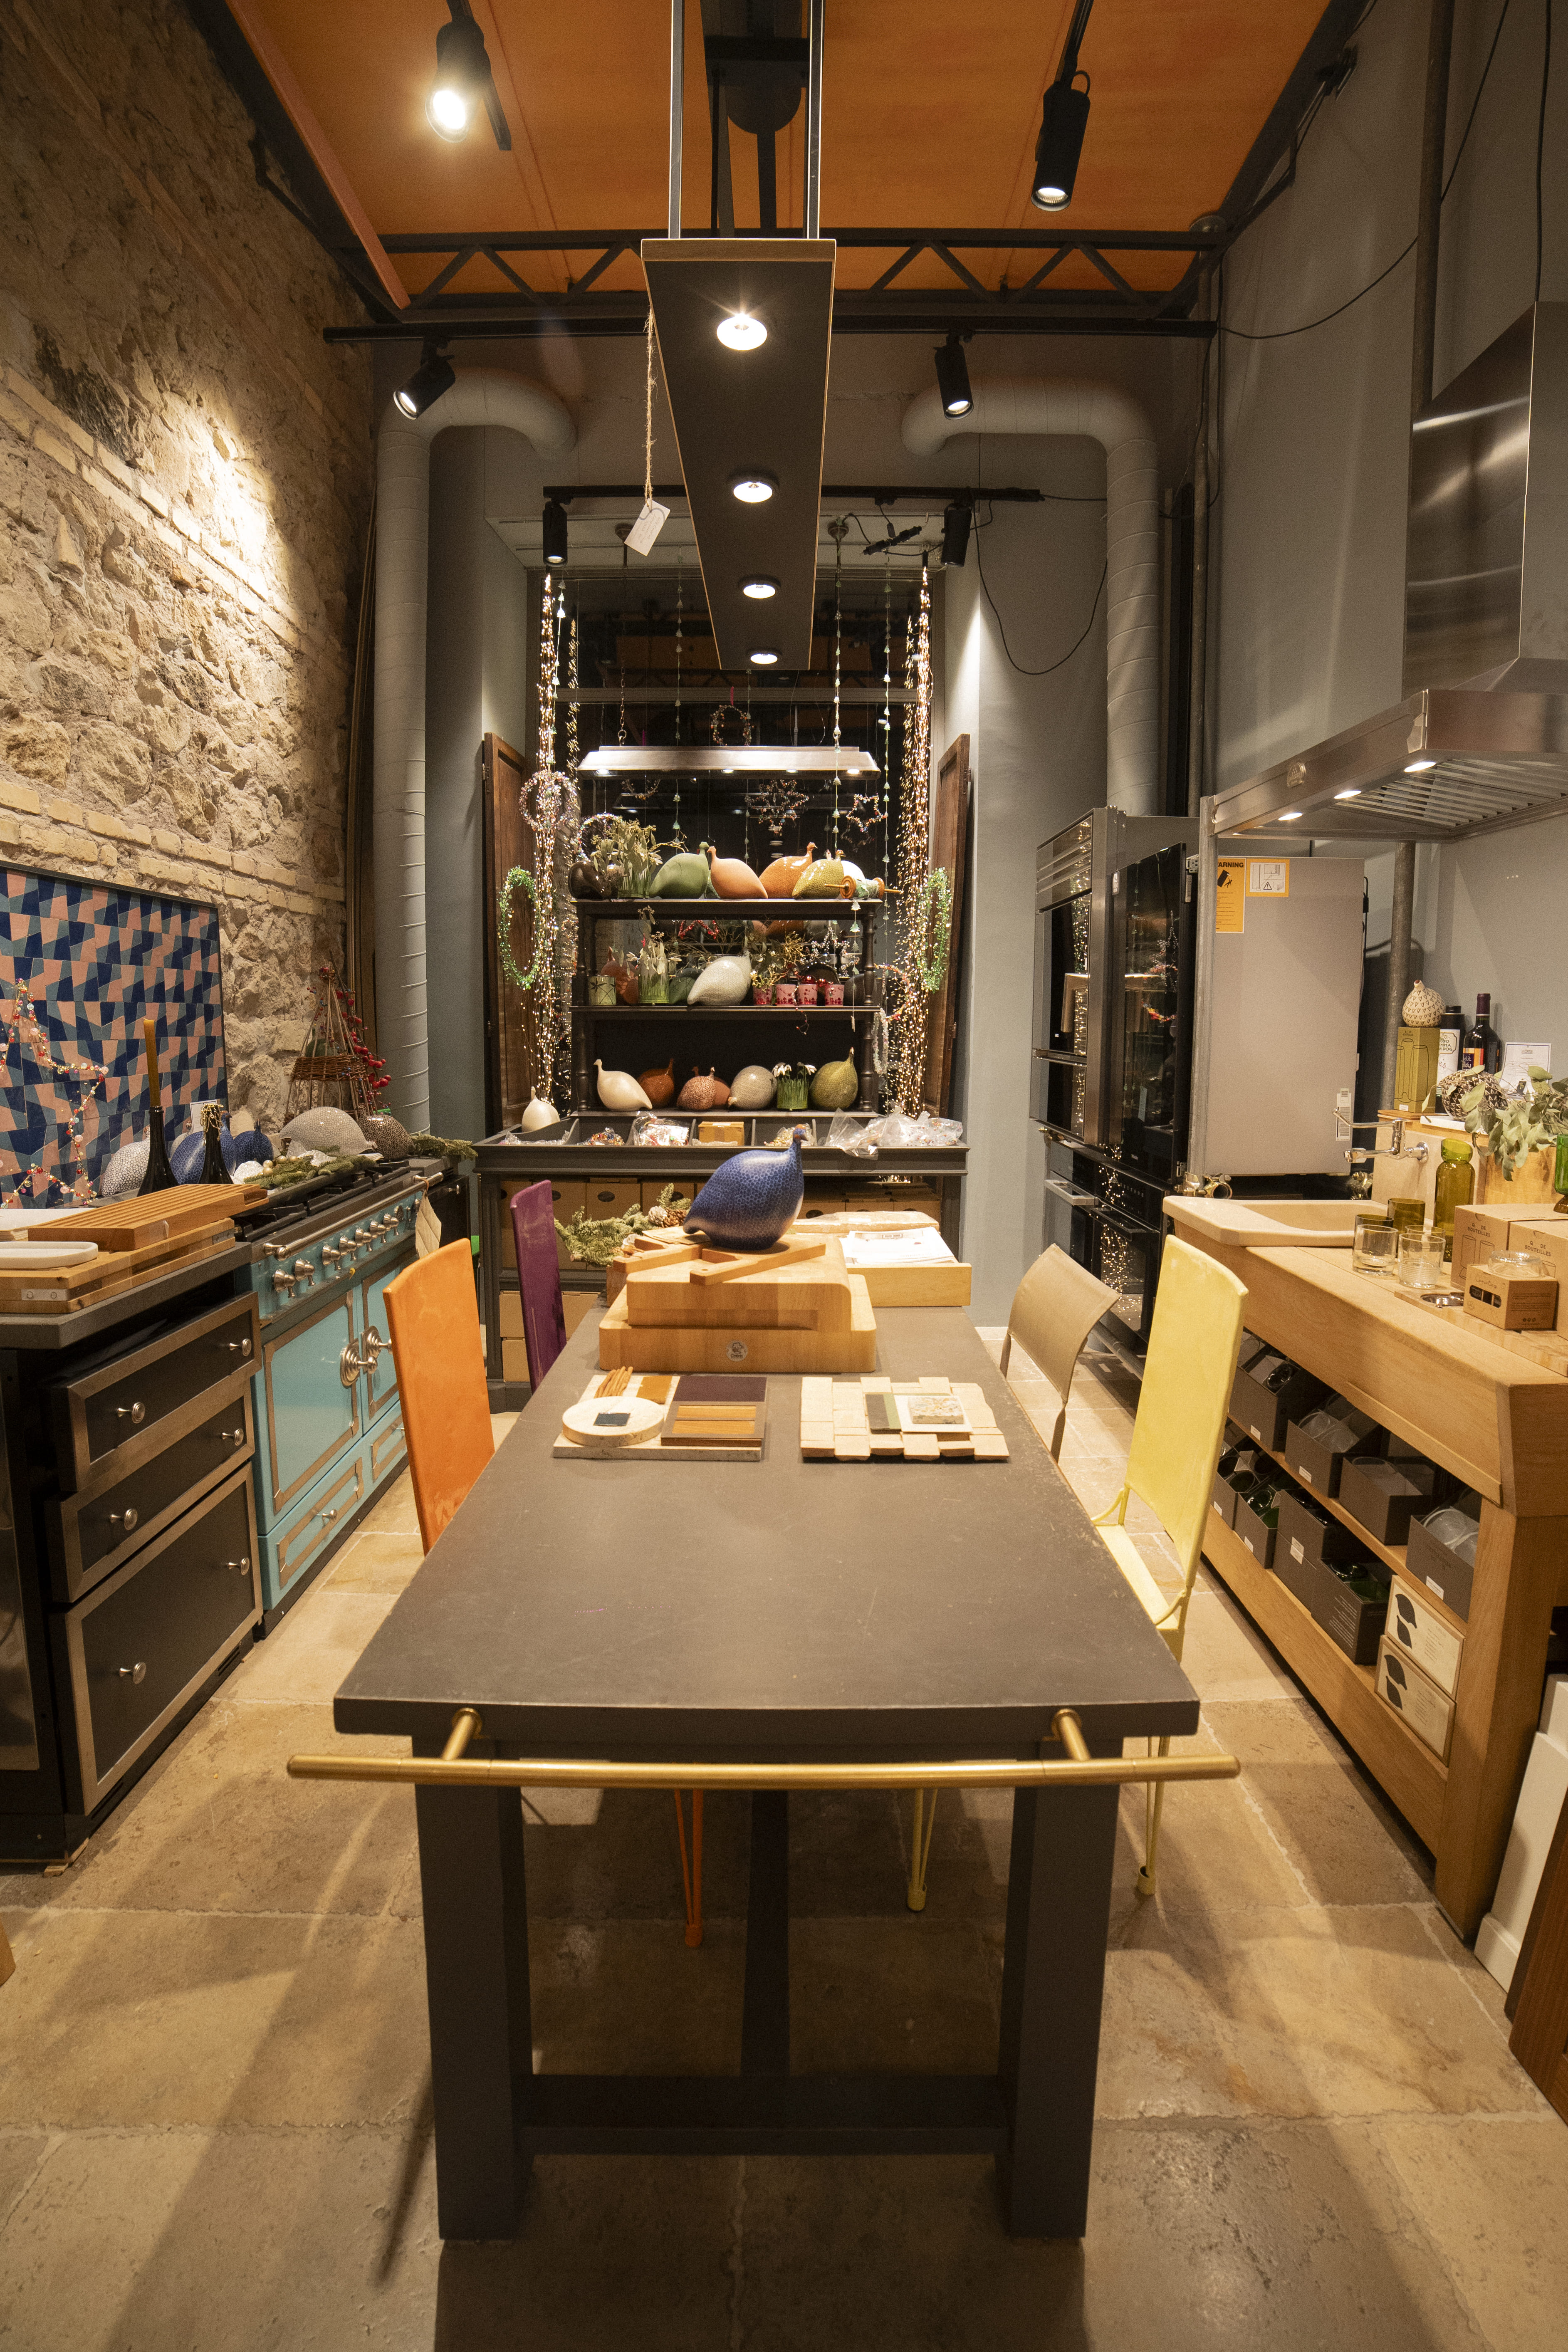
[561,1394,666,1451]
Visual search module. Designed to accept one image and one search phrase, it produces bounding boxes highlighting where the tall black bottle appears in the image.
[137,1016,178,1195]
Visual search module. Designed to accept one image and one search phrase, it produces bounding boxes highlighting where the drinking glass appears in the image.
[1353,1214,1398,1278]
[1398,1230,1447,1290]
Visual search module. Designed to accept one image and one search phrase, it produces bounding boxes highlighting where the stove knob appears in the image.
[322,1244,346,1266]
[272,1270,297,1296]
[291,1258,317,1289]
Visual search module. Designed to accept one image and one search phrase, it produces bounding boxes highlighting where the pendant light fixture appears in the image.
[1031,0,1095,210]
[934,334,972,418]
[393,341,456,418]
[941,499,972,568]
[542,498,569,567]
[425,2,512,150]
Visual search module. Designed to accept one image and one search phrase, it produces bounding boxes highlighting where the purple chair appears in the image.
[509,1180,567,1392]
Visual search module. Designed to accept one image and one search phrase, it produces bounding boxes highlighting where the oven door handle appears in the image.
[1042,1178,1100,1210]
[1096,1211,1150,1243]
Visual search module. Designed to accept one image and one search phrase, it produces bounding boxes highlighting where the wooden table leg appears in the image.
[415,1783,533,2240]
[996,1781,1118,2238]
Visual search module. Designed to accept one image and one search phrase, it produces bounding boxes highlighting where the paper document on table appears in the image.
[839,1228,957,1268]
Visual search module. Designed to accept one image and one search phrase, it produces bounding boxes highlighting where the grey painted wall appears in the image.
[1213,0,1568,1073]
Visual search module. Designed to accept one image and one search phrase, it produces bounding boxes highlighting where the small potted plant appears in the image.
[773,1060,816,1112]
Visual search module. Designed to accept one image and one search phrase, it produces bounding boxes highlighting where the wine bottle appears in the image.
[1459,992,1499,1073]
[137,1017,178,1196]
[198,1103,231,1186]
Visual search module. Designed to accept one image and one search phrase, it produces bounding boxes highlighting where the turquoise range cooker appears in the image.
[240,1165,431,1624]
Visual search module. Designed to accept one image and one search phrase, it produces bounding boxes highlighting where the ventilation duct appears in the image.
[900,376,1160,814]
[373,369,576,1129]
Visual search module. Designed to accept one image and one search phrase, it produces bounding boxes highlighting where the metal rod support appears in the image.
[805,0,824,240]
[668,0,685,241]
[287,1708,1239,1793]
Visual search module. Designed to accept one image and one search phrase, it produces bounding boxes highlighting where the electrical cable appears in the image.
[1224,0,1513,344]
[973,500,1106,678]
[1537,0,1553,304]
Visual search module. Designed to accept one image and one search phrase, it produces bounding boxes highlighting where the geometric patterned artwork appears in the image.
[0,868,225,1203]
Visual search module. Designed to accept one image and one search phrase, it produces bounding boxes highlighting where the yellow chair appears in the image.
[1091,1235,1247,1896]
[905,1244,1119,1911]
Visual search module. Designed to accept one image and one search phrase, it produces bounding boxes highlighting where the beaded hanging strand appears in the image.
[888,556,934,1111]
[828,517,848,856]
[673,552,684,845]
[881,554,892,885]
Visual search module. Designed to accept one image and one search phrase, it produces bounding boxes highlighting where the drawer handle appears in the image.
[116,1402,146,1426]
[221,1427,245,1448]
[108,1506,140,1533]
[226,1336,253,1358]
[225,1556,252,1576]
[118,1661,147,1684]
[319,1507,339,1526]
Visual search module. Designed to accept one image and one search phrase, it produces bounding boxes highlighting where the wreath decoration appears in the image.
[914,866,952,993]
[497,867,547,994]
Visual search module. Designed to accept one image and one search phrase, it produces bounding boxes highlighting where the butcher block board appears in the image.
[0,1224,236,1315]
[553,1371,763,1461]
[46,1185,267,1252]
[599,1275,876,1373]
[623,1235,855,1332]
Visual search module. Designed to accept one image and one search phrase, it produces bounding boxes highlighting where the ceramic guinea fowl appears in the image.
[683,1133,805,1250]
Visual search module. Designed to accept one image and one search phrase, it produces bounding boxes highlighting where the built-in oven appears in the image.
[1031,815,1103,1144]
[1093,1164,1169,1355]
[1106,839,1195,1191]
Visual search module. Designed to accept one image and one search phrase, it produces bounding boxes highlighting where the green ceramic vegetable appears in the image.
[792,856,851,899]
[810,1057,859,1110]
[649,844,717,899]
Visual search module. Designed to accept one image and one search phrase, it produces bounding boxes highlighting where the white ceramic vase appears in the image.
[687,952,753,1007]
[596,1061,652,1111]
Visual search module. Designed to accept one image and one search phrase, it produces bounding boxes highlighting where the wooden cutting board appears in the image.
[623,1235,854,1332]
[0,1225,237,1315]
[598,1274,876,1373]
[46,1185,267,1252]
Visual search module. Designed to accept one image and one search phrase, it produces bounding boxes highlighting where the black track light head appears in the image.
[934,333,973,419]
[941,500,972,568]
[393,341,456,420]
[542,498,569,568]
[426,7,512,150]
[1031,73,1091,210]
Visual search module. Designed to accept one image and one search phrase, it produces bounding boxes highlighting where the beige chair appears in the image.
[1091,1237,1247,1894]
[0,1918,13,1989]
[905,1245,1119,1912]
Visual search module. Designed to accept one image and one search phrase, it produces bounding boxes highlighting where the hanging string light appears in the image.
[827,517,848,856]
[501,567,574,1104]
[881,554,893,885]
[673,552,684,844]
[888,556,934,1111]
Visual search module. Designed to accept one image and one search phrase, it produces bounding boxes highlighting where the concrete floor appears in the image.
[2,1335,1566,2350]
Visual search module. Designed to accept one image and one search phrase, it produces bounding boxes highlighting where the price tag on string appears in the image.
[625,497,669,556]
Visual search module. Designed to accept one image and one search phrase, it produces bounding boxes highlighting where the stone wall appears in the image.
[0,0,371,1137]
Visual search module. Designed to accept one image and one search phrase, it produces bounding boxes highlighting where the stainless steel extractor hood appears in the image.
[1212,303,1568,843]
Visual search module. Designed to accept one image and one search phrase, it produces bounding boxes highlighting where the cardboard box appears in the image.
[1317,1564,1390,1665]
[501,1336,529,1382]
[1232,1484,1279,1570]
[1338,1451,1439,1546]
[502,1179,585,1270]
[1451,1203,1519,1291]
[1211,1439,1266,1532]
[1406,1504,1480,1620]
[1276,1489,1360,1580]
[1377,1638,1455,1761]
[639,1180,692,1214]
[1462,1269,1558,1331]
[1504,1216,1568,1324]
[498,1289,524,1339]
[584,1178,641,1222]
[1229,1351,1328,1453]
[1387,1577,1463,1697]
[1282,1402,1382,1498]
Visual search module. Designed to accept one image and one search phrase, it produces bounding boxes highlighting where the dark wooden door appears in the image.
[922,734,970,1118]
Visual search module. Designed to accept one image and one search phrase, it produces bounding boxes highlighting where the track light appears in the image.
[393,341,455,419]
[1032,73,1091,208]
[426,16,488,139]
[731,472,777,504]
[717,312,767,351]
[749,648,779,666]
[741,575,780,599]
[941,500,972,568]
[934,335,972,418]
[542,499,569,566]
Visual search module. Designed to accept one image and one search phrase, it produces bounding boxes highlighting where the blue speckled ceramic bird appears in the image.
[684,1133,804,1249]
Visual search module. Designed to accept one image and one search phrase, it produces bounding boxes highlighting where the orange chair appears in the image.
[383,1241,706,1946]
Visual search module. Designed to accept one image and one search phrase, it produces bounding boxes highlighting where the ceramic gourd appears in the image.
[710,1074,732,1106]
[760,842,816,898]
[728,1062,776,1108]
[707,845,765,899]
[519,1091,558,1131]
[686,951,753,1007]
[792,855,852,899]
[639,1059,677,1108]
[596,1061,652,1112]
[677,1067,725,1112]
[810,1056,859,1110]
[649,844,717,898]
[684,1133,805,1250]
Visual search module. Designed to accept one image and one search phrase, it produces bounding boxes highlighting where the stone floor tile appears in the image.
[1375,2115,1568,2352]
[45,1699,417,1919]
[358,1470,421,1538]
[325,1526,428,1591]
[789,1917,999,2074]
[1101,1904,1539,2123]
[0,1907,427,2128]
[0,2132,49,2232]
[531,1918,744,2075]
[1107,1733,1307,1921]
[1202,1699,1433,1905]
[230,1588,398,1707]
[733,2121,1484,2352]
[1179,1587,1301,1704]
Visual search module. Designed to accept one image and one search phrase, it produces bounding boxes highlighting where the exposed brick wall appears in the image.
[0,0,373,1132]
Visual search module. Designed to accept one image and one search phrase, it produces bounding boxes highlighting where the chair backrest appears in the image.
[1004,1245,1118,1452]
[383,1241,494,1553]
[1124,1237,1248,1579]
[510,1179,567,1390]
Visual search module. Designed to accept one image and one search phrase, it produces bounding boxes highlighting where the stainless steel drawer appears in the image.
[49,1294,259,1493]
[47,1388,255,1605]
[57,1466,260,1814]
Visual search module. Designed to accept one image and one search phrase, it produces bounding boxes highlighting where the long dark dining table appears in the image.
[332,1306,1199,2241]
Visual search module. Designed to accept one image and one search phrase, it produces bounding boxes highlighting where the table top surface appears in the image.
[334,1308,1197,1756]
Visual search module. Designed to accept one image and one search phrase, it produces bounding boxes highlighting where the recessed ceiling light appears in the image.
[1404,757,1437,773]
[717,312,767,351]
[741,574,780,599]
[1279,811,1303,821]
[749,648,779,666]
[1334,787,1362,800]
[731,472,777,504]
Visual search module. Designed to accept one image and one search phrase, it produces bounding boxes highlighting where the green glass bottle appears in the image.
[1433,1135,1474,1261]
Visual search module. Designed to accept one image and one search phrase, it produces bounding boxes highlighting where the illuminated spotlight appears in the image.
[1279,810,1303,821]
[1334,787,1363,800]
[749,648,780,666]
[731,472,777,504]
[941,500,972,567]
[542,498,569,566]
[741,575,780,599]
[394,341,456,418]
[1031,72,1091,208]
[934,334,972,418]
[426,15,489,140]
[1404,757,1437,773]
[717,312,767,351]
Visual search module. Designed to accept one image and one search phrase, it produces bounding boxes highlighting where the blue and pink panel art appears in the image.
[0,868,225,1204]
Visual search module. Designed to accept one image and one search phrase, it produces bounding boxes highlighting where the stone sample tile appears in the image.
[733,2122,1484,2352]
[1202,1699,1432,1905]
[1376,2116,1568,2352]
[789,1918,999,2075]
[1099,1904,1538,2123]
[45,1699,416,1919]
[324,1528,427,1592]
[530,1919,745,2077]
[228,1588,398,1708]
[0,1908,426,2128]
